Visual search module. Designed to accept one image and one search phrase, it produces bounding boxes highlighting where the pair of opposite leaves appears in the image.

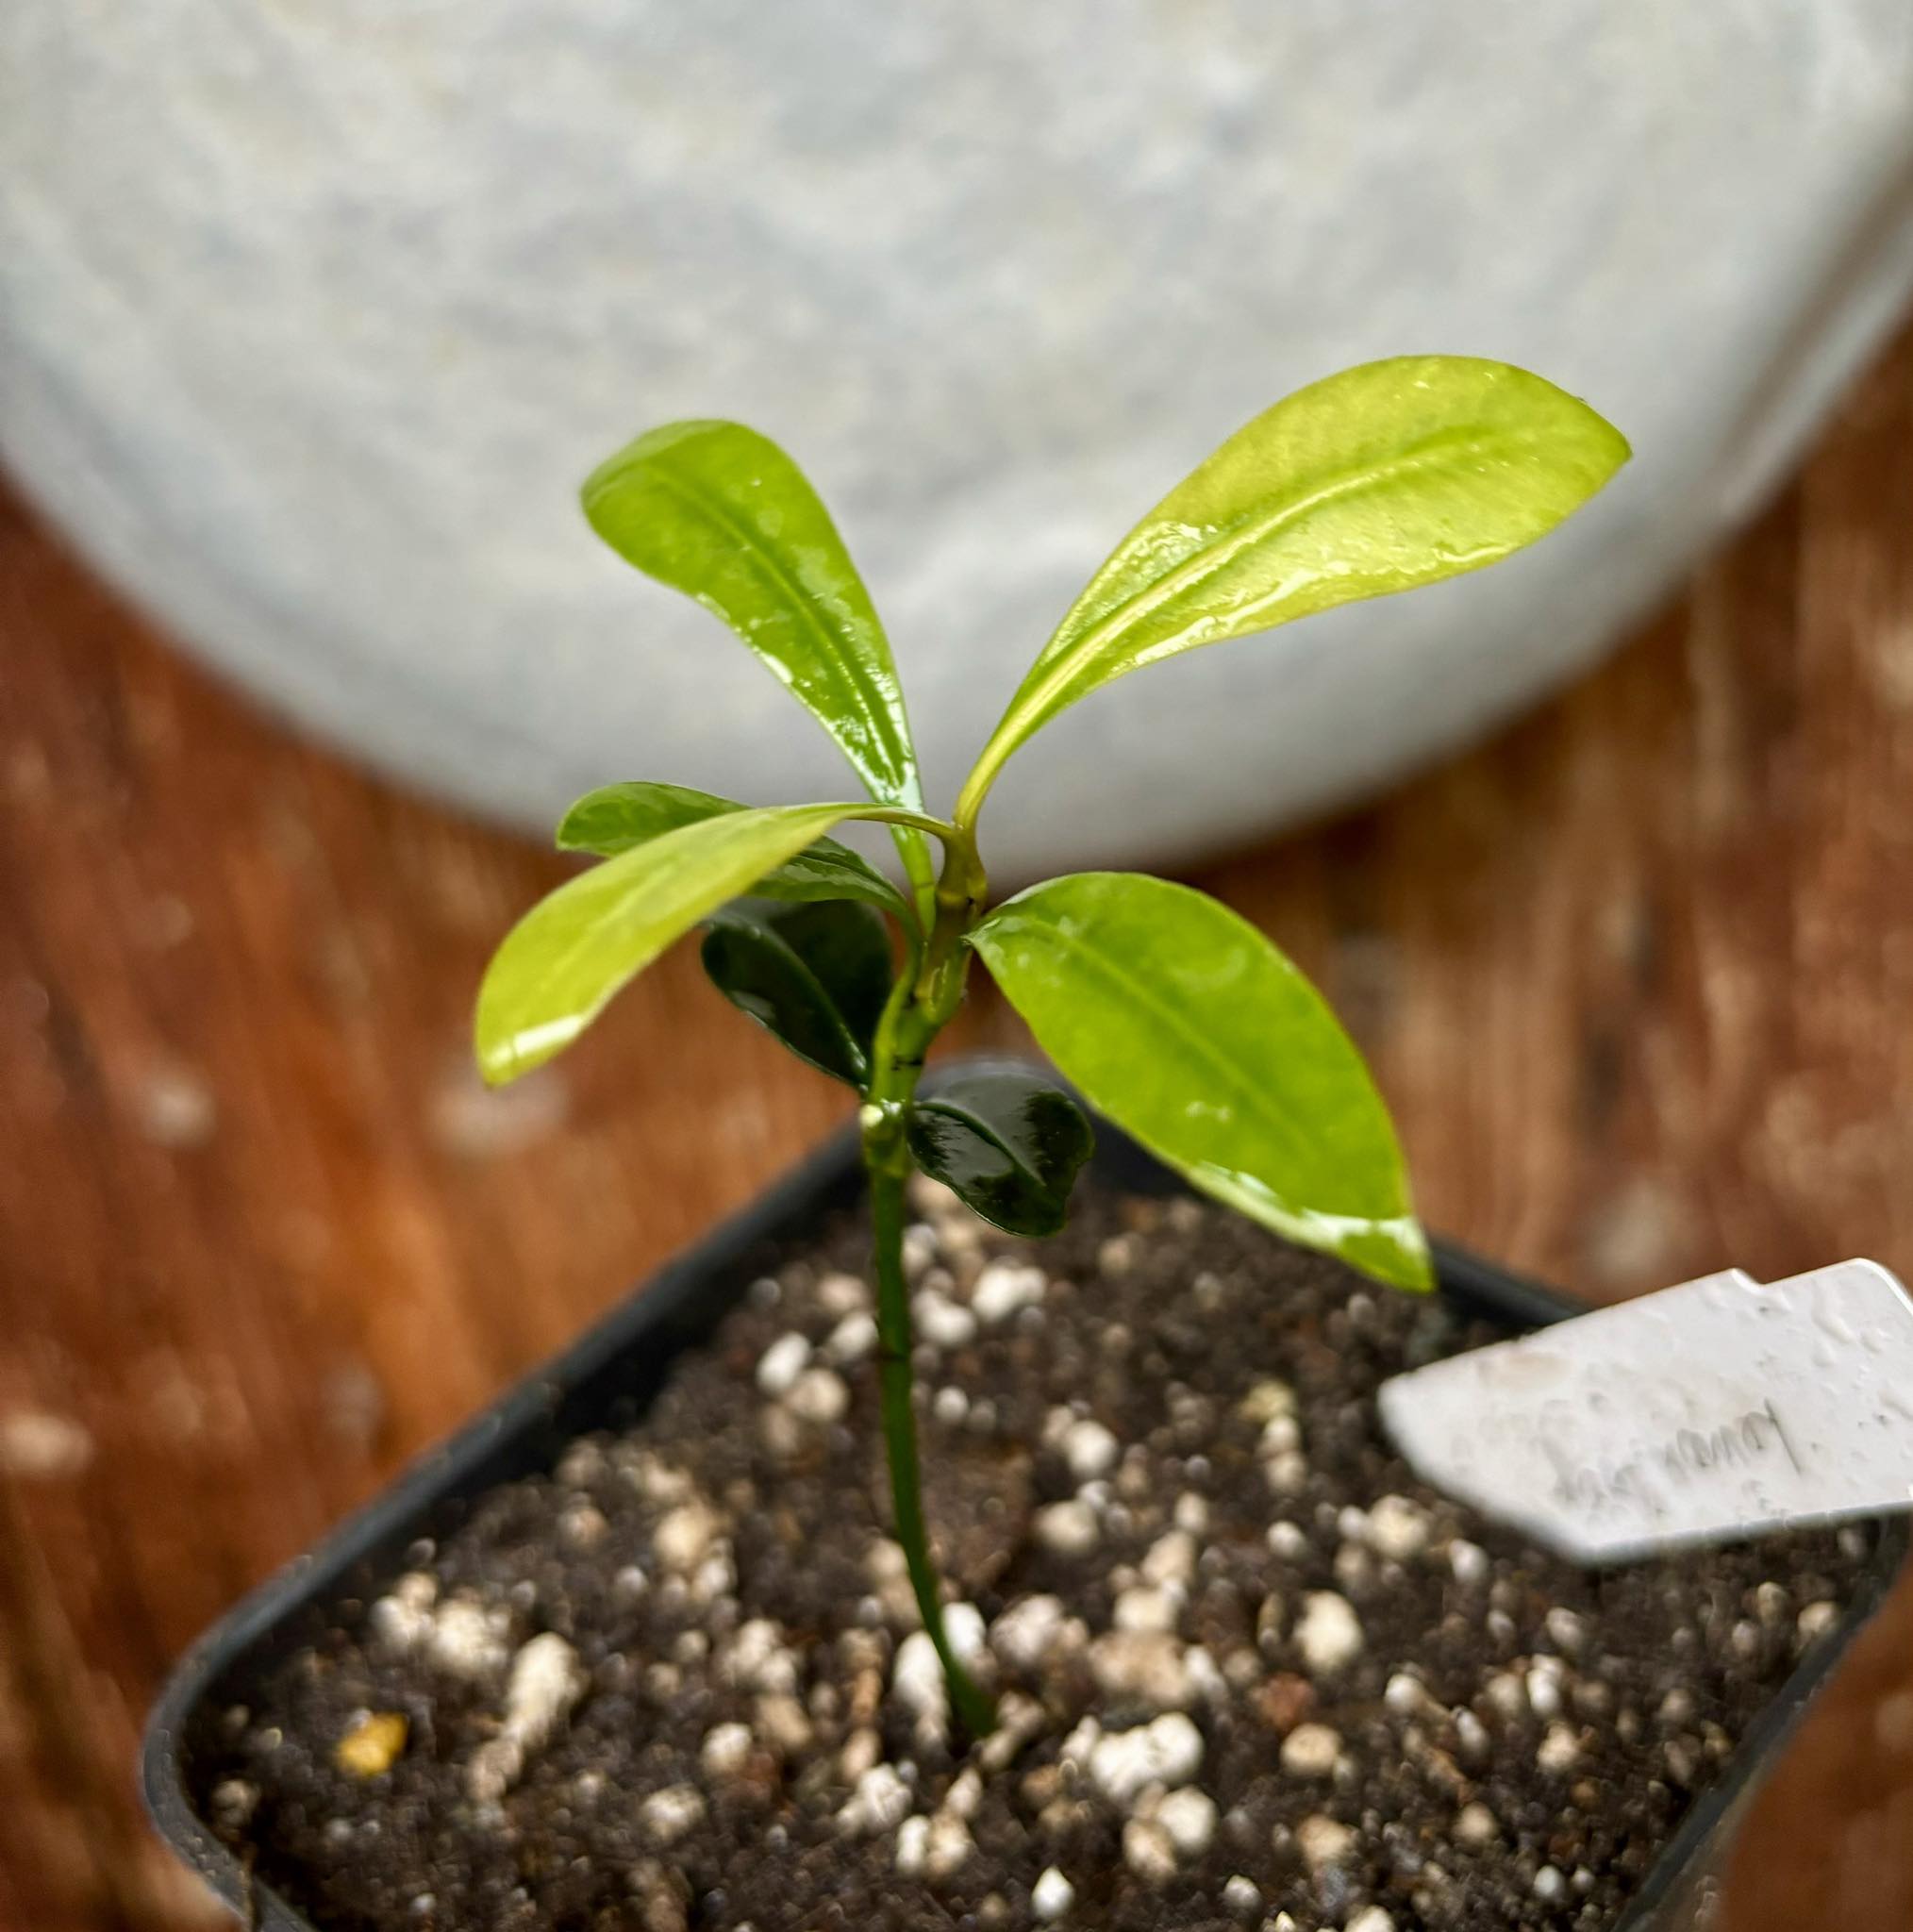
[545,775,1091,1240]
[475,357,1630,1291]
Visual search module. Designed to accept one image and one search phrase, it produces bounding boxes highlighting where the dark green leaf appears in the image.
[702,898,894,1090]
[958,358,1628,816]
[580,421,933,902]
[475,802,857,1084]
[969,872,1431,1291]
[907,1073,1092,1237]
[557,781,912,922]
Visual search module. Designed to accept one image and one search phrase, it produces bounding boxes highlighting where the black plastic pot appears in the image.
[143,1059,1909,1932]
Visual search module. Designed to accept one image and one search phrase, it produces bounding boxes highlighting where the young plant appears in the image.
[475,357,1628,1733]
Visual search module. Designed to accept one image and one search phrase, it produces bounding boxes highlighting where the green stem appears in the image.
[890,817,940,938]
[951,739,1008,840]
[842,804,963,844]
[857,824,994,1737]
[834,803,963,938]
[866,1154,994,1736]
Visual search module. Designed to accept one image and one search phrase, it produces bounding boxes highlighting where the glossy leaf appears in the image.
[907,1072,1093,1237]
[557,781,912,923]
[475,802,857,1084]
[969,872,1431,1291]
[959,358,1628,812]
[581,421,933,898]
[702,898,894,1089]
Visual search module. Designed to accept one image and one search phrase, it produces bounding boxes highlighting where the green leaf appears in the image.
[557,781,913,923]
[968,873,1431,1291]
[702,898,894,1090]
[475,802,857,1085]
[907,1072,1093,1237]
[959,357,1628,815]
[580,421,933,901]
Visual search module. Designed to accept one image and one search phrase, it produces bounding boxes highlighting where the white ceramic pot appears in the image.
[5,6,1913,874]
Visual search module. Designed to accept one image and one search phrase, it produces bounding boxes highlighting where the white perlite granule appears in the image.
[465,1633,587,1803]
[1087,1712,1204,1807]
[755,1333,810,1397]
[1030,1865,1075,1920]
[1294,1591,1365,1674]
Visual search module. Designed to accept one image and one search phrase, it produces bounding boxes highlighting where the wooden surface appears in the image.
[4,329,1913,1932]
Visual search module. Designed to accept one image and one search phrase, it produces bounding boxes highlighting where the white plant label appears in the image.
[1379,1259,1913,1562]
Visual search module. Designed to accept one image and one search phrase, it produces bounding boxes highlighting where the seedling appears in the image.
[475,357,1628,1732]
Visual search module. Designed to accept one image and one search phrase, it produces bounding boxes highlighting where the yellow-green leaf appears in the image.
[581,421,932,903]
[969,872,1431,1291]
[474,803,856,1085]
[557,780,912,923]
[959,357,1628,817]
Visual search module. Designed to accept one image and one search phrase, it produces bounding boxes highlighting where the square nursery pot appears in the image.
[144,1058,1909,1932]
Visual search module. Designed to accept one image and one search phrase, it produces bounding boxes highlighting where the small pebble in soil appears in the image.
[333,1712,406,1778]
[1279,1722,1343,1779]
[465,1632,585,1803]
[1799,1599,1839,1643]
[973,1260,1046,1324]
[640,1785,707,1846]
[914,1288,977,1351]
[1057,1417,1117,1482]
[990,1595,1063,1669]
[1111,1584,1180,1634]
[1383,1671,1427,1715]
[824,1310,878,1363]
[1034,1499,1100,1557]
[1084,1711,1205,1807]
[1150,1785,1217,1858]
[785,1365,849,1426]
[1527,1655,1567,1713]
[700,1723,753,1779]
[1296,1812,1356,1870]
[1090,1629,1198,1709]
[818,1274,871,1329]
[754,1332,809,1397]
[1121,1817,1177,1885]
[923,1808,975,1882]
[838,1763,911,1835]
[1267,1520,1309,1560]
[209,1777,258,1833]
[1142,1527,1197,1588]
[1448,1537,1489,1585]
[1364,1493,1429,1559]
[894,1814,930,1878]
[1294,1591,1365,1674]
[1456,1801,1500,1845]
[1029,1865,1073,1920]
[1221,1873,1261,1917]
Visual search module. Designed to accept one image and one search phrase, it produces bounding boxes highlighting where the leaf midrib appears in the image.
[520,809,843,1027]
[984,907,1387,1211]
[916,1097,1025,1174]
[1019,422,1547,724]
[639,457,920,809]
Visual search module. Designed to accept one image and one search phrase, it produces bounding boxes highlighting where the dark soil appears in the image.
[190,1180,1879,1932]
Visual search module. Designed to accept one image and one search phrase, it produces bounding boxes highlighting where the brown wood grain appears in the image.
[3,327,1912,1931]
